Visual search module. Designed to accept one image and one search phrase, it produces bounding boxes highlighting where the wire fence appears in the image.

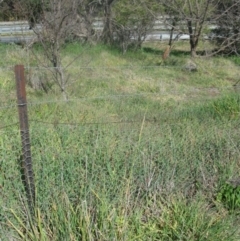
[1,63,240,71]
[1,64,240,239]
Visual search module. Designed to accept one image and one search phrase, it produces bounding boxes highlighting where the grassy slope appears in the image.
[1,41,240,240]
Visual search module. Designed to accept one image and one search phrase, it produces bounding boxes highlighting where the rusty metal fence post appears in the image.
[15,65,35,212]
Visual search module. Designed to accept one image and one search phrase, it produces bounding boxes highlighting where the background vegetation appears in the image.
[1,0,240,55]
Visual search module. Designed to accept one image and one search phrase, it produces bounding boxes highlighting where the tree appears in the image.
[0,0,25,20]
[112,0,159,53]
[213,0,240,55]
[100,0,116,45]
[21,0,84,99]
[97,0,159,53]
[93,0,161,53]
[24,0,44,29]
[160,0,216,57]
[76,0,102,43]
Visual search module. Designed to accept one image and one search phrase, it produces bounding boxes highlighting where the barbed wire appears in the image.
[0,122,19,130]
[0,63,240,71]
[0,87,237,111]
[1,106,236,131]
[28,117,234,128]
[0,103,17,110]
[29,119,150,126]
[0,66,14,71]
[11,119,232,139]
[0,62,239,131]
[15,63,240,70]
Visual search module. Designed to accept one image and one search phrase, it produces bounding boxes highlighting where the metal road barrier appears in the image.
[0,20,189,44]
[1,18,217,44]
[0,21,36,43]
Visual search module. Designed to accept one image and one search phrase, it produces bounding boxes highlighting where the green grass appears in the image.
[1,41,240,240]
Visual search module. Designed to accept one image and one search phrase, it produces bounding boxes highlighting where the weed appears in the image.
[217,182,240,211]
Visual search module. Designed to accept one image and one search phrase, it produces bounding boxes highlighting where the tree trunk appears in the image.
[187,20,198,57]
[168,27,173,47]
[191,46,197,58]
[59,67,68,101]
[101,0,115,45]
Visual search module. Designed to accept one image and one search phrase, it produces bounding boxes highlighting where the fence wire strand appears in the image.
[0,86,237,111]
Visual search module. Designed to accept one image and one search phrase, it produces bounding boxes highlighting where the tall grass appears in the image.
[1,42,240,240]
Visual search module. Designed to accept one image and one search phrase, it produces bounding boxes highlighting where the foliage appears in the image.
[2,0,240,57]
[213,0,240,55]
[0,0,23,21]
[161,0,216,57]
[157,198,236,241]
[112,0,159,53]
[211,95,240,119]
[217,182,240,211]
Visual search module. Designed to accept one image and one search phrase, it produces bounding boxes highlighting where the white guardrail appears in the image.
[0,21,36,43]
[0,19,217,43]
[0,21,189,43]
